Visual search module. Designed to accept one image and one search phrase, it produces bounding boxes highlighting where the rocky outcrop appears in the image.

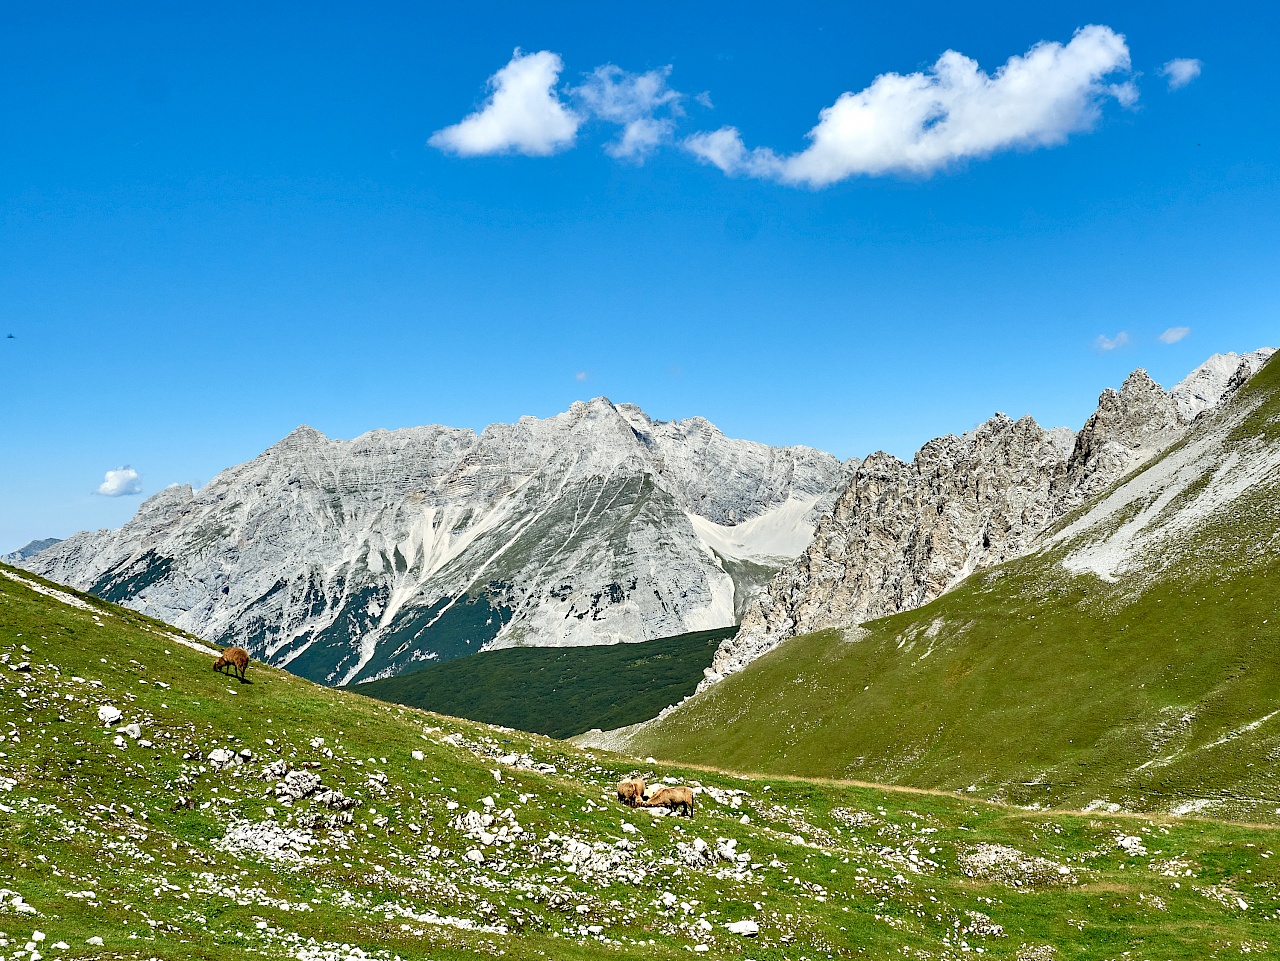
[705,350,1274,686]
[21,399,849,686]
[1,538,62,564]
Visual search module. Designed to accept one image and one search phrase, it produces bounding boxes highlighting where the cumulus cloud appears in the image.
[429,49,581,157]
[1160,58,1202,91]
[573,65,683,161]
[1159,326,1191,344]
[1095,331,1130,351]
[97,466,141,497]
[686,25,1134,187]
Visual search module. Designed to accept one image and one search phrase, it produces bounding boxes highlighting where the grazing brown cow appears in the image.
[641,785,695,816]
[617,777,646,807]
[213,646,250,682]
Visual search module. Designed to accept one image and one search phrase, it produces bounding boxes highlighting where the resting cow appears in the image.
[641,785,695,816]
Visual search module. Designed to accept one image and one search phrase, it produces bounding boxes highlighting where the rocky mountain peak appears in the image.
[1171,348,1276,422]
[21,400,848,687]
[272,424,329,451]
[706,349,1275,689]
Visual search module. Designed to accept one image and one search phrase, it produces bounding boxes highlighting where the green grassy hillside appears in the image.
[355,626,734,738]
[7,564,1280,959]
[607,357,1280,822]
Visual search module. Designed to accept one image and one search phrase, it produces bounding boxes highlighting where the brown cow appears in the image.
[617,777,646,807]
[641,785,695,816]
[213,646,250,682]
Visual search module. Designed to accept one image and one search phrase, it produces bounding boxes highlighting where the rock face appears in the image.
[21,398,849,686]
[705,350,1274,686]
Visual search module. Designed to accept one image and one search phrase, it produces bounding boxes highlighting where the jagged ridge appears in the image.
[706,349,1275,686]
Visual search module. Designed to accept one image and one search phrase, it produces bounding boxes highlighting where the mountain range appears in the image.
[19,399,848,685]
[17,349,1271,706]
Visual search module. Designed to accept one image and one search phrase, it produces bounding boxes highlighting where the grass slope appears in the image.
[615,357,1280,822]
[355,627,734,739]
[6,565,1280,959]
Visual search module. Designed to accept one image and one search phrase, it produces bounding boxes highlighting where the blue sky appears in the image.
[2,2,1277,552]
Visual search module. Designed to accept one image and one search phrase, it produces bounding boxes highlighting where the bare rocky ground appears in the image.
[2,564,1279,960]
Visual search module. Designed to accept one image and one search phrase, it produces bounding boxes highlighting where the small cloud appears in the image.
[695,91,714,109]
[429,49,581,157]
[1108,80,1140,109]
[573,64,683,162]
[575,371,589,381]
[97,466,141,497]
[1094,331,1130,351]
[1159,326,1191,344]
[1160,58,1202,91]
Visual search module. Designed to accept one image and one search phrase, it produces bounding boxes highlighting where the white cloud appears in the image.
[97,466,141,497]
[573,65,683,161]
[429,49,580,157]
[1095,331,1130,351]
[686,25,1134,187]
[1160,58,1202,91]
[575,371,589,381]
[1159,326,1191,344]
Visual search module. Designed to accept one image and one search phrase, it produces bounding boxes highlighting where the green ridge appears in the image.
[354,626,736,738]
[616,355,1280,822]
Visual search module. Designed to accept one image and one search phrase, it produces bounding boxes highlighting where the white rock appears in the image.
[464,848,485,863]
[118,723,141,739]
[97,705,123,726]
[726,919,760,936]
[1116,835,1148,857]
[207,748,237,770]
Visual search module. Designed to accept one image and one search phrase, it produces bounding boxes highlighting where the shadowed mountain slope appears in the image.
[356,626,735,738]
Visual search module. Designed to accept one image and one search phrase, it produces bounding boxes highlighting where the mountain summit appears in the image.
[21,399,849,685]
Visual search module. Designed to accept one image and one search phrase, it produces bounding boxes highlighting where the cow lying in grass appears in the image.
[617,777,646,807]
[213,646,250,682]
[641,785,695,816]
